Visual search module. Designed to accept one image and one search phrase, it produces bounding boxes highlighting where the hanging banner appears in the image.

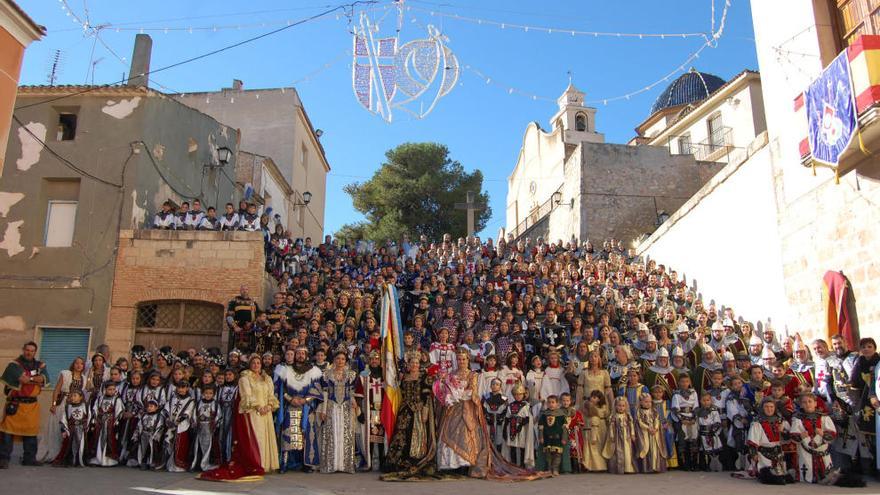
[805,51,858,167]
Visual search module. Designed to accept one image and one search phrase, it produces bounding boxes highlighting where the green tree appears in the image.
[337,143,491,242]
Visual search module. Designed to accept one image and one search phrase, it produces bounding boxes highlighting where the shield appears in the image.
[352,33,397,118]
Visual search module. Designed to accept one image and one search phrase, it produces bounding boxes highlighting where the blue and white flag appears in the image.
[805,51,858,167]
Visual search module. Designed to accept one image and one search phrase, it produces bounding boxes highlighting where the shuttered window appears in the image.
[38,327,90,386]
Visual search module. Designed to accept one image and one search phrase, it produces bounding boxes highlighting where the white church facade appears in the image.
[505,81,725,245]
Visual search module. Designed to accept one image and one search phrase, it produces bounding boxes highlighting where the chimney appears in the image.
[127,34,152,87]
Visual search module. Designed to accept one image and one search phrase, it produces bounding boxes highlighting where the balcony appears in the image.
[669,127,738,164]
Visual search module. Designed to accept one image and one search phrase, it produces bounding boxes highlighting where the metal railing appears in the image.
[509,184,564,240]
[669,126,736,162]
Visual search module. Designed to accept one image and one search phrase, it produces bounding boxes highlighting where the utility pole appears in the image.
[454,191,483,239]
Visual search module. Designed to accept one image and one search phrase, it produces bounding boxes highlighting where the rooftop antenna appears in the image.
[46,49,65,85]
[89,57,104,85]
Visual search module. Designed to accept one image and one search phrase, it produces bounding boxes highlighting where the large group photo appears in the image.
[1,231,872,489]
[2,0,880,494]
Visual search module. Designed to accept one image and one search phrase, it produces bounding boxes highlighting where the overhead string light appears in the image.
[406,4,711,41]
[423,0,730,106]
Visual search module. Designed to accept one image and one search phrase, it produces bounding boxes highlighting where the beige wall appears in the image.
[638,133,788,330]
[648,76,767,161]
[506,123,567,233]
[634,1,880,342]
[174,88,328,241]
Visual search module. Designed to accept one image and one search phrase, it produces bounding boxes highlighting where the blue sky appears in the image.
[16,0,758,239]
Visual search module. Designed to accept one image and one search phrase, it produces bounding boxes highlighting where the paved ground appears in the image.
[5,462,880,495]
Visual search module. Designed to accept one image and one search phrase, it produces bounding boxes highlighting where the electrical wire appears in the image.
[16,0,377,111]
[11,113,122,188]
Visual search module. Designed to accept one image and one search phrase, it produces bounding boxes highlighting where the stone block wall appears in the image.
[579,142,725,243]
[104,229,270,355]
[775,165,880,341]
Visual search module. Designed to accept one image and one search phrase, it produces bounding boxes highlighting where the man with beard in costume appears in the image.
[273,346,322,472]
[356,350,386,471]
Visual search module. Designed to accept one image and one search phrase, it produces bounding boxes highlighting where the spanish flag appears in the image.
[380,283,404,441]
[822,270,859,349]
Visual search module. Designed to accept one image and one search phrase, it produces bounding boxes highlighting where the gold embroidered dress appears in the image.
[238,370,280,472]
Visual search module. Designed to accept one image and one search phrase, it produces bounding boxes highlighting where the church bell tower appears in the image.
[550,83,604,144]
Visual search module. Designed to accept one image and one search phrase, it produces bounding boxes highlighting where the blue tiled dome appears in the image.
[650,69,726,115]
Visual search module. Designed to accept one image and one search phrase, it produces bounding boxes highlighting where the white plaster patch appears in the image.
[0,192,25,217]
[131,190,148,229]
[16,122,46,171]
[152,143,166,161]
[101,96,142,119]
[0,220,25,257]
[0,315,26,332]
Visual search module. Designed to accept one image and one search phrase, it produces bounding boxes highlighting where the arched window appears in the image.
[575,113,587,132]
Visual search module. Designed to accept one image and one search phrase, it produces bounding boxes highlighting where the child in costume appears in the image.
[582,390,608,472]
[636,392,667,473]
[119,370,144,465]
[538,395,567,476]
[90,380,124,466]
[483,378,508,453]
[53,389,89,467]
[603,396,637,474]
[191,383,223,471]
[133,399,165,469]
[789,393,839,484]
[748,398,791,484]
[671,374,699,471]
[724,375,753,471]
[217,368,238,463]
[503,383,534,468]
[559,392,584,473]
[163,380,195,472]
[650,384,677,468]
[617,366,649,418]
[695,392,723,471]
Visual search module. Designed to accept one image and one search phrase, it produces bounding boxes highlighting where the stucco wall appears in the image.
[0,90,241,369]
[506,123,566,232]
[174,88,327,240]
[638,134,788,329]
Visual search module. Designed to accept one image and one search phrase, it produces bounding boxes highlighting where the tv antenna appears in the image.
[46,49,65,85]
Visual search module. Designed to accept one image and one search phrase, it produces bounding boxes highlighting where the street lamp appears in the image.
[294,191,312,207]
[217,146,233,166]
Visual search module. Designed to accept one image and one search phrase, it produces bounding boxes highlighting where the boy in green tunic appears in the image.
[538,395,568,476]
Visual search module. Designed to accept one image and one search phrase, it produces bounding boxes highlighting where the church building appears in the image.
[504,77,726,244]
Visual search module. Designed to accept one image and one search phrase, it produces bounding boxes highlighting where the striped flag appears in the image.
[380,283,404,441]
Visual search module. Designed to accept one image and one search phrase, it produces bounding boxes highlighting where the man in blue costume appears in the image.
[274,346,322,472]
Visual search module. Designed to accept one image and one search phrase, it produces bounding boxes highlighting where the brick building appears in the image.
[107,229,271,354]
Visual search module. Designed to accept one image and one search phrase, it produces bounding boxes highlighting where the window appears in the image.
[677,134,692,155]
[832,0,880,48]
[56,112,78,141]
[575,113,587,132]
[45,201,77,246]
[39,327,91,385]
[135,300,224,350]
[301,144,309,173]
[707,113,725,149]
